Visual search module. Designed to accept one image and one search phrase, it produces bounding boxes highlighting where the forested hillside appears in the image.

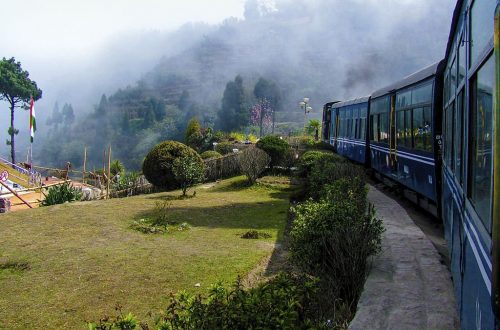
[35,0,454,170]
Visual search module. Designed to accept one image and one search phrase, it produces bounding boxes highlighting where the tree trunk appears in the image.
[9,101,15,165]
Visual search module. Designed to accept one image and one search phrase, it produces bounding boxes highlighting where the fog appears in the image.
[0,0,456,164]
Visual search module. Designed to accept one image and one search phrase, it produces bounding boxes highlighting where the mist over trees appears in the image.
[29,0,454,170]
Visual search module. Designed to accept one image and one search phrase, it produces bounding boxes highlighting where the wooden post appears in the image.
[107,146,111,199]
[82,147,87,184]
[0,180,33,209]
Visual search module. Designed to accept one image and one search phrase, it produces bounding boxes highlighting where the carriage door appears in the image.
[389,93,397,170]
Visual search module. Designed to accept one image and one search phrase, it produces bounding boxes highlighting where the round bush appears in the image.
[142,141,204,189]
[200,150,222,159]
[215,142,234,155]
[298,150,345,177]
[256,135,290,169]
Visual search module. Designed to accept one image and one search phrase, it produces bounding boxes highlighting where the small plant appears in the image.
[240,230,272,239]
[110,160,125,177]
[41,182,83,206]
[130,218,168,234]
[200,150,222,159]
[88,305,140,330]
[215,141,234,155]
[172,155,206,196]
[229,131,245,142]
[238,147,270,184]
[0,261,30,272]
[177,222,191,231]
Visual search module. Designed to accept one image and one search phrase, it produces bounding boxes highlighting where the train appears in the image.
[322,0,499,328]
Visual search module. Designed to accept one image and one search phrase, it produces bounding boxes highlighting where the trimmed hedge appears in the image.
[200,150,222,159]
[256,135,290,169]
[142,141,204,190]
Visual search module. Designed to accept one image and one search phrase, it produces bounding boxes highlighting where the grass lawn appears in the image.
[0,176,292,329]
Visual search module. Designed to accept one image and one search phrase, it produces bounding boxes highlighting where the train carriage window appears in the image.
[422,107,432,152]
[396,90,411,109]
[413,107,432,152]
[469,56,495,231]
[444,72,450,103]
[379,113,388,144]
[450,58,457,97]
[405,110,412,148]
[455,90,464,185]
[470,0,496,67]
[411,82,433,105]
[445,104,455,169]
[360,117,366,140]
[458,35,466,84]
[396,111,406,147]
[370,115,379,142]
[413,108,424,150]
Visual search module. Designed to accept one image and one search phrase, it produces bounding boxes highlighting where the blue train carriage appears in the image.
[442,0,499,328]
[327,97,370,164]
[368,61,445,216]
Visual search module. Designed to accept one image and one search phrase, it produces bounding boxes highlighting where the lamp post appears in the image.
[299,97,312,136]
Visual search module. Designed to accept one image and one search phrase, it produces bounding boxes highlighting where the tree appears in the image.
[250,99,273,137]
[217,75,248,132]
[253,78,281,133]
[185,118,204,152]
[0,57,42,164]
[172,155,205,196]
[62,103,75,127]
[307,119,321,141]
[239,147,270,184]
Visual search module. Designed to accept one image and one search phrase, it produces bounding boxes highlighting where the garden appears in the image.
[0,132,384,329]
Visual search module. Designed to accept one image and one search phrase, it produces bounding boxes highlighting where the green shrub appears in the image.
[41,182,83,206]
[256,135,290,169]
[229,131,245,142]
[172,155,206,196]
[89,273,323,329]
[238,147,270,184]
[215,141,234,155]
[156,273,321,329]
[290,178,383,307]
[142,141,203,190]
[110,159,125,177]
[306,161,365,200]
[200,150,222,159]
[298,150,345,178]
[306,141,336,152]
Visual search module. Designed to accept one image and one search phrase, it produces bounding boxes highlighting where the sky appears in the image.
[1,0,246,60]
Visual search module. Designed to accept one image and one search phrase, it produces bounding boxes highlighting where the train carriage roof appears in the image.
[331,96,370,109]
[371,61,443,99]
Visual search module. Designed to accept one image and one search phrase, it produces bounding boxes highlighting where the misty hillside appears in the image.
[35,0,455,170]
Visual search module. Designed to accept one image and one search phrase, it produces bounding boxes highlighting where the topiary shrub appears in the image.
[256,135,290,169]
[215,141,234,155]
[142,141,204,190]
[200,150,222,159]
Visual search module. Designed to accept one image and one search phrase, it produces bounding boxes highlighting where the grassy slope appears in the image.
[0,177,291,329]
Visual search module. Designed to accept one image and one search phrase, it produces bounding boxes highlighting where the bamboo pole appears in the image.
[82,147,87,184]
[0,180,33,208]
[107,146,111,199]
